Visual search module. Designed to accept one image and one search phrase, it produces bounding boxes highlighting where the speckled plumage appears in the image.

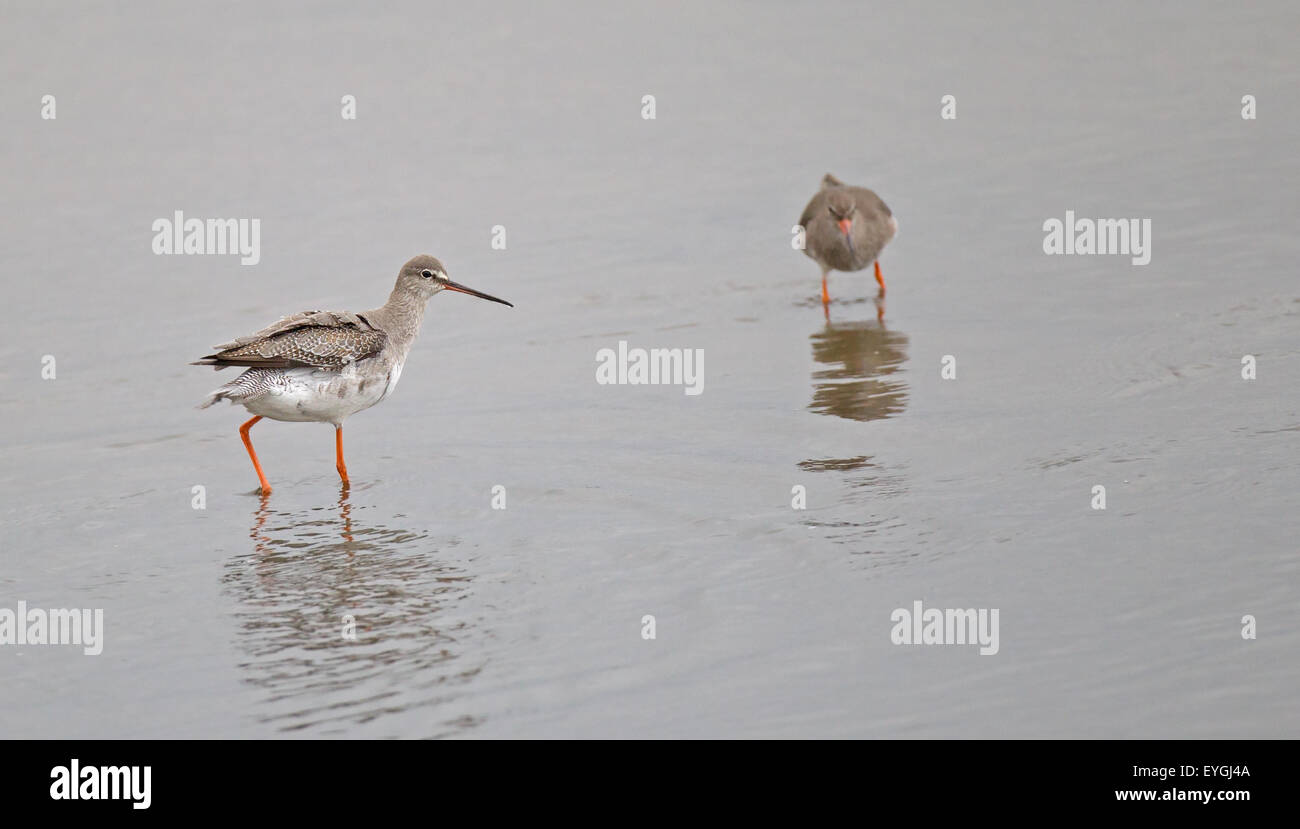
[195,254,511,424]
[195,309,400,419]
[193,310,388,370]
[194,255,512,493]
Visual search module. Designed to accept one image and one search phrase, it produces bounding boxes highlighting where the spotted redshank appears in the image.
[799,173,897,308]
[194,255,512,494]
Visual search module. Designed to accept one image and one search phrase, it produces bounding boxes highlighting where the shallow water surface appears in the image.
[1,1,1297,738]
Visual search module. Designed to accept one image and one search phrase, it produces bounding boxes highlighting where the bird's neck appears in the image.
[367,287,429,355]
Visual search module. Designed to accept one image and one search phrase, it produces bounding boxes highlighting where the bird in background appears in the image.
[194,255,512,494]
[798,173,897,318]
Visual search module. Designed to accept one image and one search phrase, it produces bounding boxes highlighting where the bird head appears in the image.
[397,255,513,306]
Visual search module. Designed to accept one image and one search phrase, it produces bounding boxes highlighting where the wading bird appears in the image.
[798,174,897,314]
[194,255,512,494]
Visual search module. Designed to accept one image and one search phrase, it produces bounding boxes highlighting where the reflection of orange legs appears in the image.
[239,416,272,495]
[338,487,354,544]
[251,490,272,555]
[335,425,349,486]
[875,295,885,323]
[874,260,886,296]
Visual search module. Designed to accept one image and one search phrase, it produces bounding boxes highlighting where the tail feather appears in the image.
[196,367,280,410]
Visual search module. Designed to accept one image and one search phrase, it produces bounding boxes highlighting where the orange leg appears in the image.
[821,271,831,305]
[239,416,272,495]
[335,425,350,486]
[874,260,886,296]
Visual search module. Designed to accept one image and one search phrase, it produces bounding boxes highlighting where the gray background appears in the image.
[1,0,1296,737]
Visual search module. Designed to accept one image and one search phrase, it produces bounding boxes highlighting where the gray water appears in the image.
[2,1,1297,738]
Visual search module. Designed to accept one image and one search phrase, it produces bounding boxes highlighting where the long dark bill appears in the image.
[442,280,513,307]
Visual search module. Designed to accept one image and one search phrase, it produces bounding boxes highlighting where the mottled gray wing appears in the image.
[193,309,387,370]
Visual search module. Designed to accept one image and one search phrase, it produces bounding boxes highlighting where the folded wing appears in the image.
[192,310,387,370]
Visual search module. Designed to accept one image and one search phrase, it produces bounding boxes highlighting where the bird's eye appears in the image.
[421,269,433,278]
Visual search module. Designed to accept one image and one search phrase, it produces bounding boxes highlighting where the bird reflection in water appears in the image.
[808,313,908,422]
[802,313,911,561]
[226,488,486,737]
